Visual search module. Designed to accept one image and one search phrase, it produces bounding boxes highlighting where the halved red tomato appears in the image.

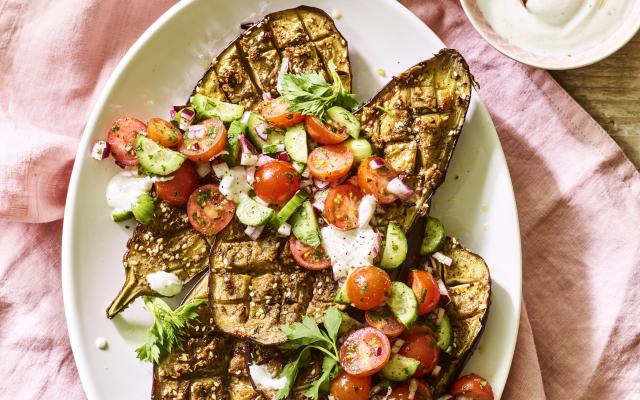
[307,144,354,182]
[305,116,349,144]
[346,266,392,311]
[399,333,440,377]
[179,118,227,163]
[357,156,398,204]
[409,270,441,315]
[450,374,494,400]
[147,117,182,148]
[365,307,405,338]
[289,236,331,270]
[107,117,146,166]
[154,161,201,206]
[339,327,391,377]
[324,184,363,230]
[387,380,433,400]
[260,97,304,128]
[187,184,235,236]
[329,372,371,400]
[254,160,301,205]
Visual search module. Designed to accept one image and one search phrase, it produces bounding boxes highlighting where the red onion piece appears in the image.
[391,338,405,354]
[314,179,330,189]
[301,167,310,178]
[257,154,274,166]
[169,109,176,121]
[240,111,251,125]
[241,152,258,166]
[238,135,258,155]
[245,166,256,186]
[437,279,451,305]
[211,162,229,178]
[244,225,264,240]
[433,251,453,266]
[255,123,269,140]
[195,162,212,178]
[187,124,205,139]
[300,179,313,188]
[312,190,328,213]
[173,104,188,112]
[386,177,415,200]
[369,157,385,169]
[358,195,377,228]
[180,108,195,130]
[430,365,442,379]
[91,140,110,160]
[276,151,291,162]
[262,92,272,101]
[408,379,418,400]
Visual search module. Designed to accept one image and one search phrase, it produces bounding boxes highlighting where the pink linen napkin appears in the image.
[1,0,639,399]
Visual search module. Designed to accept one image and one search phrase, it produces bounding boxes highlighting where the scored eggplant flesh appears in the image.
[356,49,473,232]
[106,201,210,318]
[428,237,491,396]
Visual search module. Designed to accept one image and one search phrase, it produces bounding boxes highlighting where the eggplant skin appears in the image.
[194,5,351,110]
[356,49,474,232]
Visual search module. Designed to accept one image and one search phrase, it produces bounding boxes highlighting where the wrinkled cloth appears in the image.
[1,0,639,399]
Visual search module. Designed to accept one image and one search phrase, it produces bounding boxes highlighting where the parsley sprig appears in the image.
[135,296,207,364]
[276,307,343,399]
[280,62,359,119]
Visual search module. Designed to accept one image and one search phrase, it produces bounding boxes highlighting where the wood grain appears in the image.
[551,32,640,168]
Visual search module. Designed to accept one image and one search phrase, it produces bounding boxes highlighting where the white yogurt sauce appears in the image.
[248,363,288,390]
[477,0,633,56]
[106,170,170,213]
[95,337,108,350]
[321,225,379,279]
[146,271,183,297]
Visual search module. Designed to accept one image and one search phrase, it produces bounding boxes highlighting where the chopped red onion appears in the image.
[262,92,272,101]
[391,338,405,354]
[180,108,195,130]
[276,57,290,93]
[369,230,383,257]
[430,365,442,379]
[358,195,377,228]
[318,217,326,226]
[91,140,110,160]
[255,196,269,206]
[276,151,291,162]
[195,162,212,178]
[255,123,269,140]
[314,178,330,189]
[257,154,274,166]
[244,225,264,241]
[408,379,418,400]
[435,307,445,325]
[312,190,328,213]
[241,152,258,166]
[369,157,385,169]
[187,124,205,139]
[301,167,310,178]
[292,161,306,174]
[437,279,451,305]
[277,222,291,236]
[169,109,176,120]
[245,166,256,186]
[375,204,385,215]
[212,162,229,178]
[300,179,313,188]
[386,177,415,200]
[173,104,188,112]
[433,251,453,266]
[240,111,251,125]
[238,135,258,155]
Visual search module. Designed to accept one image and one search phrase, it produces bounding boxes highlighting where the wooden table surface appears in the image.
[551,32,640,169]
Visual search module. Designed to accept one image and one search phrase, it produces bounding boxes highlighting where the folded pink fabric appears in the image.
[1,0,639,399]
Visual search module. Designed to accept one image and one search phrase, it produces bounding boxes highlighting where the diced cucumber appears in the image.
[338,312,364,336]
[420,217,446,255]
[112,209,133,222]
[284,124,308,163]
[246,112,269,150]
[380,222,408,269]
[135,135,186,176]
[291,200,321,247]
[267,131,285,145]
[344,138,373,163]
[191,94,245,122]
[334,284,351,305]
[269,190,307,230]
[131,193,155,224]
[292,161,306,174]
[327,106,360,138]
[387,281,418,327]
[436,313,453,352]
[381,354,421,382]
[224,121,245,166]
[236,195,274,227]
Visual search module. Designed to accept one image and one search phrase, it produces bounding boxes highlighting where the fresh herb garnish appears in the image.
[135,296,207,364]
[281,62,359,119]
[276,307,343,399]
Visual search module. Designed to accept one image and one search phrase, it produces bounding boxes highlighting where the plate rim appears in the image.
[61,0,522,398]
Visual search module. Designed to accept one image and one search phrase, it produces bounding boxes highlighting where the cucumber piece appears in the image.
[246,112,269,150]
[267,131,285,145]
[337,312,363,336]
[262,143,282,154]
[284,124,308,163]
[334,284,351,305]
[131,193,155,224]
[171,106,194,127]
[381,354,421,382]
[112,209,133,222]
[436,313,453,352]
[236,195,274,227]
[224,120,245,166]
[327,106,360,138]
[269,190,308,230]
[135,135,186,176]
[291,201,321,247]
[380,222,408,269]
[191,94,244,122]
[387,281,418,327]
[344,138,373,163]
[420,217,446,255]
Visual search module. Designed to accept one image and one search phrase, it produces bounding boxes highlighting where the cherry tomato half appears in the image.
[346,266,392,311]
[357,156,399,204]
[107,117,146,166]
[305,115,349,145]
[154,161,201,206]
[329,372,371,400]
[179,118,227,163]
[308,144,354,182]
[187,184,235,236]
[260,97,304,128]
[339,327,391,377]
[409,270,441,316]
[399,333,440,377]
[289,236,331,270]
[254,160,301,206]
[324,184,363,230]
[365,307,405,338]
[450,374,494,400]
[387,380,433,400]
[147,117,182,148]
